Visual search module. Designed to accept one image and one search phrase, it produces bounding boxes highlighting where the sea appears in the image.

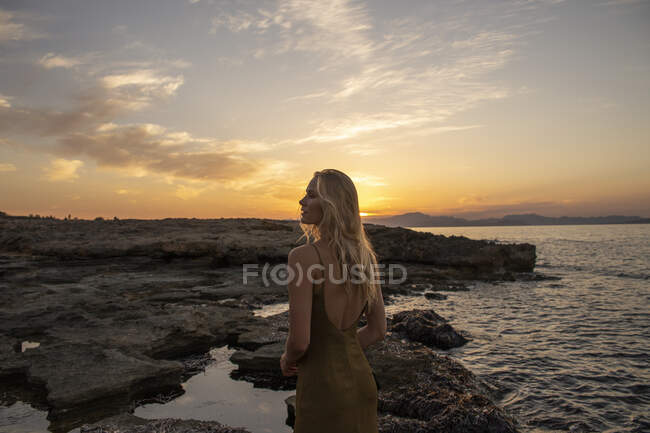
[1,224,648,433]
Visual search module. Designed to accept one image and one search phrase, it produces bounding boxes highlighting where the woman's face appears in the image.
[299,177,323,225]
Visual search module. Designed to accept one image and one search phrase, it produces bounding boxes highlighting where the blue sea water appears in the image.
[1,224,648,432]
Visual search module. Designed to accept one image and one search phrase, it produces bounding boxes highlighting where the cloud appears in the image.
[597,0,649,5]
[210,11,259,33]
[174,184,210,200]
[350,174,387,187]
[457,194,487,205]
[213,1,525,145]
[211,0,374,60]
[337,143,382,156]
[112,25,127,35]
[0,94,11,108]
[296,113,430,143]
[38,53,83,69]
[0,162,17,172]
[0,87,121,137]
[101,69,184,109]
[0,74,265,185]
[55,123,261,182]
[0,9,43,43]
[43,158,84,181]
[0,65,185,136]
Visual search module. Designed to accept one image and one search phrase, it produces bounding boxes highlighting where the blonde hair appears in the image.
[298,169,381,313]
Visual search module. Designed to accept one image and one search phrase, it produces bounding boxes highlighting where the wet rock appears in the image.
[284,395,296,426]
[229,342,296,390]
[390,309,469,350]
[230,312,289,351]
[230,342,284,372]
[0,334,27,376]
[0,269,254,431]
[368,337,519,432]
[80,413,252,433]
[24,343,184,421]
[280,334,519,432]
[424,292,448,300]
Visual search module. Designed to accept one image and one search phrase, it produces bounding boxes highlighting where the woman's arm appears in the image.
[282,246,314,364]
[357,286,387,350]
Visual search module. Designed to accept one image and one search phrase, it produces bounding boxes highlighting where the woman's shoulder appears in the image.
[288,243,319,264]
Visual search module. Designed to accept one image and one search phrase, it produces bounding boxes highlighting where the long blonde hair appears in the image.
[298,169,381,313]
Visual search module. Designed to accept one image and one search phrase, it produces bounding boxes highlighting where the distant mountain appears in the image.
[363,212,650,227]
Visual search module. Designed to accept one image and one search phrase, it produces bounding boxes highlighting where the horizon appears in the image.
[3,209,648,222]
[1,0,649,220]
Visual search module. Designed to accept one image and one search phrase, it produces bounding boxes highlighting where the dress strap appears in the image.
[311,244,325,293]
[311,243,324,267]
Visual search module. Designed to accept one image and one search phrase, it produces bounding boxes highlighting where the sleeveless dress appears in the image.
[294,244,379,433]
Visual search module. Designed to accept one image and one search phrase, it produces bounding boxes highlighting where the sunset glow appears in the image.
[0,0,648,220]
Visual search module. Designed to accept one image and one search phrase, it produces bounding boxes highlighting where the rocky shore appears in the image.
[0,214,539,432]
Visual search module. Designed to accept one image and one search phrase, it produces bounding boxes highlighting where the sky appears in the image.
[0,0,648,220]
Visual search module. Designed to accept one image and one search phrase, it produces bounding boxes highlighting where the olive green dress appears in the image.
[294,244,378,433]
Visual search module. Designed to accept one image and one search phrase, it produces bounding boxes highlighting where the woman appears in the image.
[280,169,387,433]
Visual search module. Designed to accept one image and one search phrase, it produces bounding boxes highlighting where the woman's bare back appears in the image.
[312,240,367,331]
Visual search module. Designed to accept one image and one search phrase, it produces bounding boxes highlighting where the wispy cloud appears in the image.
[0,9,43,43]
[211,0,374,60]
[43,158,84,181]
[101,69,184,109]
[38,53,83,69]
[0,162,17,172]
[0,94,11,108]
[350,173,387,187]
[174,184,210,200]
[211,1,530,144]
[598,0,648,5]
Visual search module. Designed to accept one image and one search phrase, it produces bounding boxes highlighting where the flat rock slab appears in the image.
[80,413,251,433]
[24,343,184,417]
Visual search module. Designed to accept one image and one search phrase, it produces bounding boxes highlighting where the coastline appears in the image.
[0,215,542,432]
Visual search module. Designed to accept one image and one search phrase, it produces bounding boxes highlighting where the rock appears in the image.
[229,342,296,390]
[22,343,183,426]
[0,334,27,377]
[364,224,536,274]
[0,215,534,431]
[367,337,520,432]
[230,342,284,372]
[0,217,535,278]
[0,266,254,431]
[80,413,252,433]
[280,334,519,432]
[424,292,448,300]
[230,312,289,351]
[284,395,296,427]
[390,309,469,350]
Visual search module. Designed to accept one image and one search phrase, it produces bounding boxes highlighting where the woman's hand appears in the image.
[280,352,299,377]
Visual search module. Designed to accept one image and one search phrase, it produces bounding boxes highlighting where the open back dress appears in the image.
[293,243,378,433]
